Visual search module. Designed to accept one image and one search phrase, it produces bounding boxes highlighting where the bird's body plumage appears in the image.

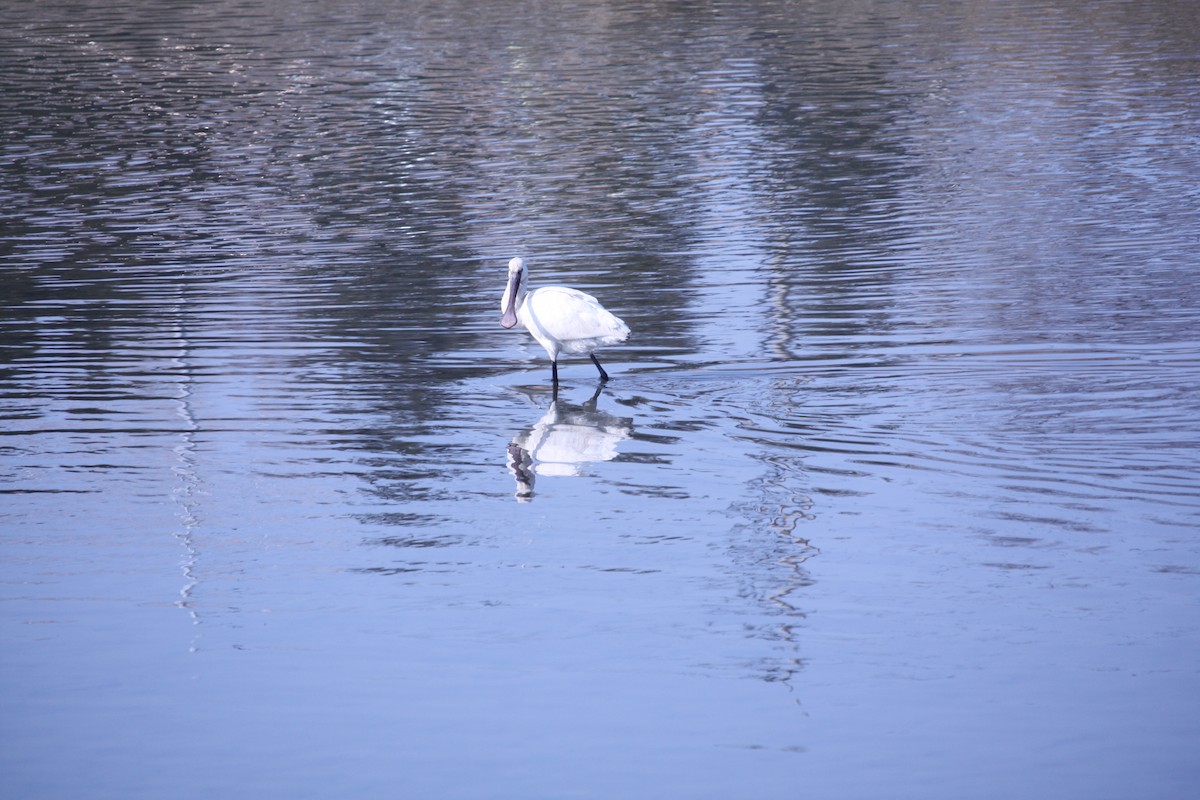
[500,257,629,382]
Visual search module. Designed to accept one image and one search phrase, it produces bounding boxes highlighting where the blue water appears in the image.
[3,1,1199,798]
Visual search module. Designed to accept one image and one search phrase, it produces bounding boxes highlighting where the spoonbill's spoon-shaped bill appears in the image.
[500,257,630,383]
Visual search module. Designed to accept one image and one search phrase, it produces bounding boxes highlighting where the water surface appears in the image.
[3,1,1199,798]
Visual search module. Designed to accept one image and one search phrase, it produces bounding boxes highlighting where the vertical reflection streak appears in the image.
[167,283,202,652]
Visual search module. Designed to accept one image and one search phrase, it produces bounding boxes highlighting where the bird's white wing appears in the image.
[526,287,630,345]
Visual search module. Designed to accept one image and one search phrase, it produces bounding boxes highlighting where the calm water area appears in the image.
[3,1,1199,797]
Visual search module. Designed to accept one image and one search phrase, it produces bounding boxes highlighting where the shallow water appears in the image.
[3,1,1199,798]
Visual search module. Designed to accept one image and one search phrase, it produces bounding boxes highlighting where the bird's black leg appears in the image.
[590,353,610,382]
[551,359,559,384]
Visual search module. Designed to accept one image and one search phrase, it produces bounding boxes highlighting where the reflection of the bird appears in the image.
[507,385,633,500]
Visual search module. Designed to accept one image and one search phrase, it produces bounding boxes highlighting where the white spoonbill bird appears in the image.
[500,256,630,383]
